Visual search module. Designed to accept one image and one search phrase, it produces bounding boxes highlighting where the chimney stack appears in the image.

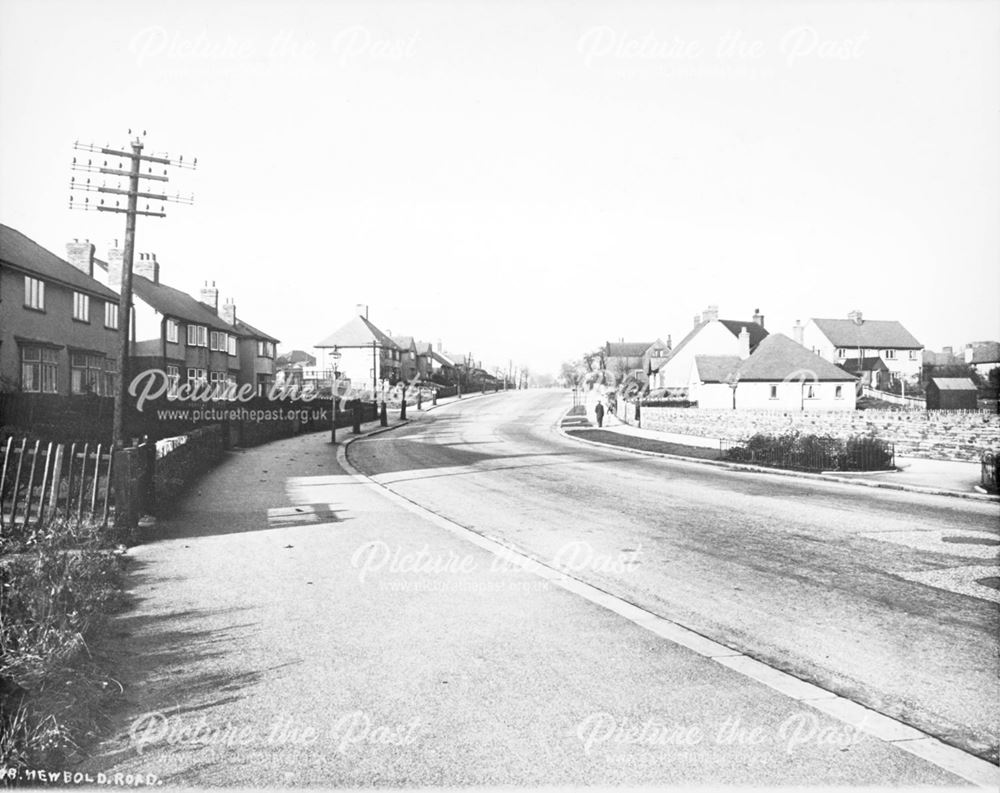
[200,281,219,311]
[66,239,95,277]
[436,339,443,352]
[964,344,974,364]
[356,303,369,319]
[107,241,124,291]
[135,252,160,283]
[702,304,719,322]
[752,308,764,329]
[222,298,237,326]
[693,314,701,328]
[793,319,804,346]
[666,334,672,350]
[738,326,751,360]
[848,309,863,326]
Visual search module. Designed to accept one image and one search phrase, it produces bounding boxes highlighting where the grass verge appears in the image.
[0,519,129,774]
[566,429,724,460]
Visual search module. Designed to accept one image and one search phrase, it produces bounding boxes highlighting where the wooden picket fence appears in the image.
[0,437,114,530]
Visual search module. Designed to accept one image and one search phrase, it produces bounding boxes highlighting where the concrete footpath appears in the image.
[581,391,991,499]
[79,419,985,786]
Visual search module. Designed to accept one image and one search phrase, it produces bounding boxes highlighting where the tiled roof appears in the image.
[131,274,234,332]
[0,224,119,301]
[277,350,316,366]
[692,355,742,383]
[718,320,768,351]
[652,319,768,373]
[736,334,857,382]
[234,317,280,344]
[930,378,977,391]
[414,340,434,356]
[391,335,416,351]
[431,351,454,366]
[606,341,654,357]
[922,350,960,367]
[316,315,400,349]
[839,356,890,373]
[969,341,1000,364]
[811,318,922,349]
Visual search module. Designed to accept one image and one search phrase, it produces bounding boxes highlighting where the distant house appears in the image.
[689,333,857,411]
[838,356,891,389]
[391,336,419,382]
[314,312,402,392]
[653,305,768,390]
[926,378,978,410]
[605,338,671,384]
[275,350,317,387]
[964,341,1000,377]
[799,311,922,383]
[1,227,121,396]
[923,347,961,368]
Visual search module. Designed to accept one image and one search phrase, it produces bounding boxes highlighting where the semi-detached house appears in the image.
[0,226,121,396]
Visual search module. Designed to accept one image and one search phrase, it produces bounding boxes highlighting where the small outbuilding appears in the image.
[926,377,978,410]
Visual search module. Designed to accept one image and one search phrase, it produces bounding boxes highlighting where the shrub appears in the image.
[724,431,894,472]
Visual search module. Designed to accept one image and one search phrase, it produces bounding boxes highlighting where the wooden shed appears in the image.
[926,377,978,410]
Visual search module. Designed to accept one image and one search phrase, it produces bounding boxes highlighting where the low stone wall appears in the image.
[618,404,999,462]
[152,425,226,512]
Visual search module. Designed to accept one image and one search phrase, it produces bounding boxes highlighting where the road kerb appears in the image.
[339,427,1000,787]
[555,415,999,503]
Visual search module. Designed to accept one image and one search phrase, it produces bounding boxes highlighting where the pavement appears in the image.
[581,391,990,498]
[78,390,999,786]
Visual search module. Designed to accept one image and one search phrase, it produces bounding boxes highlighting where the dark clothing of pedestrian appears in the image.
[595,402,605,428]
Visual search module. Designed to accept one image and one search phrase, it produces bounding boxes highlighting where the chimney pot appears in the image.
[752,308,765,329]
[199,281,220,312]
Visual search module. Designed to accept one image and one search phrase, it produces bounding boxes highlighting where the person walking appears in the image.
[594,401,605,428]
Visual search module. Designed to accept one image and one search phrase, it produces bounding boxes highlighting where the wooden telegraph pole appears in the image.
[70,131,196,449]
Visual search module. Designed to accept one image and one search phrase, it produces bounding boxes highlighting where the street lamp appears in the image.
[329,348,342,443]
[725,372,740,410]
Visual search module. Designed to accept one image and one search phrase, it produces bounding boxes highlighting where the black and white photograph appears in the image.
[0,0,998,789]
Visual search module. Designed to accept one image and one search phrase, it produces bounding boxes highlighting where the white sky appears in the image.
[1,0,998,377]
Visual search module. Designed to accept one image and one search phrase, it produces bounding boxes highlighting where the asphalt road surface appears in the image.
[349,389,1000,763]
[83,390,998,786]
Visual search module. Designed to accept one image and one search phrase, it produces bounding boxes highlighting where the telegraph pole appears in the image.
[70,131,195,449]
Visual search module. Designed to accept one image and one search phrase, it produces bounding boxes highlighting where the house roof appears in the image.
[391,335,417,352]
[968,341,1000,364]
[414,340,434,356]
[839,356,890,373]
[447,352,468,366]
[707,333,857,383]
[277,349,316,366]
[606,341,655,357]
[131,274,234,332]
[431,350,454,366]
[718,320,769,351]
[315,315,400,350]
[652,318,769,373]
[811,318,922,349]
[0,224,119,301]
[693,355,743,383]
[923,350,960,367]
[234,317,280,344]
[930,377,977,391]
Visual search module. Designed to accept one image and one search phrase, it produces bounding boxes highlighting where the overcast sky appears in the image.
[1,0,997,376]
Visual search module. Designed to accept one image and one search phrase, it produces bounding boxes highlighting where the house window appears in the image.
[186,367,206,386]
[166,365,180,394]
[805,384,817,399]
[227,335,237,356]
[909,350,917,360]
[187,324,208,347]
[835,348,846,359]
[769,385,778,399]
[884,350,897,360]
[166,319,179,344]
[835,385,843,399]
[209,371,225,385]
[72,292,90,322]
[21,346,58,392]
[104,301,118,329]
[257,340,274,358]
[71,352,105,395]
[210,331,225,351]
[103,358,117,395]
[24,276,45,310]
